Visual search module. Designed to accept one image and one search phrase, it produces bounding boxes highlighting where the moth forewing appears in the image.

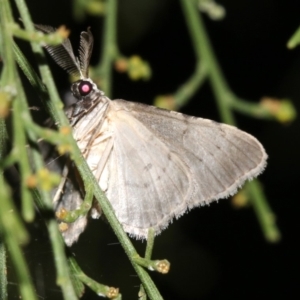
[39,26,267,245]
[73,99,267,239]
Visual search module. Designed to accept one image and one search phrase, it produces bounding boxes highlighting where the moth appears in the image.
[38,25,267,246]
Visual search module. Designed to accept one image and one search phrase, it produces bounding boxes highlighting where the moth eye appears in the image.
[78,81,93,96]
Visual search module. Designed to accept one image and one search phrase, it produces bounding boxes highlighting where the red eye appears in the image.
[78,81,93,96]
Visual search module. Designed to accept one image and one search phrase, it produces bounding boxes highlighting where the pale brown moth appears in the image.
[39,26,267,246]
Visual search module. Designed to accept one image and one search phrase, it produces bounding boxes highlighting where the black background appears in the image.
[8,0,300,299]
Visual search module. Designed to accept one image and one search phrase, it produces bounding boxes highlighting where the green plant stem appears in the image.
[16,0,164,298]
[174,62,208,109]
[0,176,29,245]
[0,240,8,300]
[133,256,170,274]
[12,88,35,222]
[138,229,156,300]
[0,0,16,86]
[181,0,234,125]
[1,0,35,225]
[287,25,300,49]
[230,97,274,120]
[0,174,36,300]
[145,229,155,260]
[89,177,164,299]
[59,186,94,223]
[95,0,118,96]
[13,1,78,299]
[15,52,79,300]
[12,41,48,99]
[31,179,80,300]
[179,0,275,122]
[14,0,67,124]
[180,0,280,242]
[0,116,8,159]
[12,24,64,45]
[69,257,121,299]
[2,230,36,300]
[12,41,157,299]
[30,149,81,300]
[248,180,281,242]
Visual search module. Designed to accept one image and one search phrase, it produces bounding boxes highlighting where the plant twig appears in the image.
[133,256,170,274]
[248,180,281,242]
[16,0,165,298]
[0,239,8,300]
[180,0,280,242]
[93,0,118,96]
[68,257,121,299]
[287,25,300,49]
[0,174,36,300]
[145,228,155,260]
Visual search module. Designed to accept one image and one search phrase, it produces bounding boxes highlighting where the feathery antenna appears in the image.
[78,28,94,78]
[35,24,93,79]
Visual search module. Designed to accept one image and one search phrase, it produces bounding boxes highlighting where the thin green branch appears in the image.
[16,0,164,298]
[14,0,67,124]
[0,55,32,300]
[181,0,234,124]
[145,228,155,260]
[0,0,16,87]
[0,152,18,169]
[0,116,8,159]
[11,0,79,298]
[133,256,170,274]
[0,174,36,300]
[68,257,121,299]
[25,122,71,147]
[12,41,48,99]
[0,0,34,224]
[58,184,94,223]
[12,23,64,45]
[287,25,300,49]
[230,97,274,120]
[12,88,35,222]
[0,241,8,300]
[0,173,29,245]
[180,0,280,242]
[92,178,164,299]
[11,36,81,299]
[29,146,80,300]
[73,0,105,21]
[248,180,281,242]
[173,62,208,109]
[94,0,118,96]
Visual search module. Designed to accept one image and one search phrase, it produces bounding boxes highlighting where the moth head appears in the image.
[71,78,97,100]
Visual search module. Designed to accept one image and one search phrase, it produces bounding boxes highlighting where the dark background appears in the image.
[9,0,300,299]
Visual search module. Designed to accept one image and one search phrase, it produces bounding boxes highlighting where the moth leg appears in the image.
[94,135,114,181]
[53,163,69,205]
[81,132,112,157]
